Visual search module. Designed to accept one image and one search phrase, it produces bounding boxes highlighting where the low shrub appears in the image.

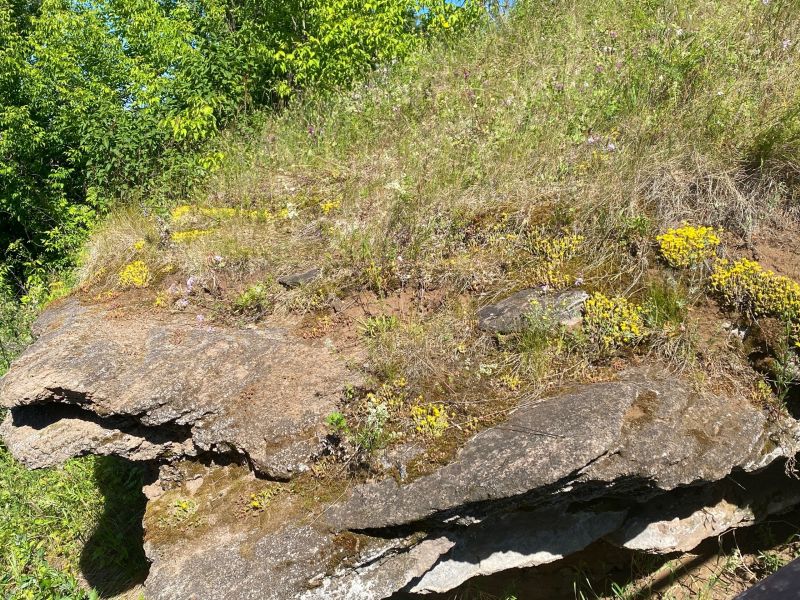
[710,258,800,345]
[583,292,644,351]
[233,283,272,315]
[656,224,721,269]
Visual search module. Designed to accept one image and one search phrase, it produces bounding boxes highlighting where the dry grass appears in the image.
[74,0,800,464]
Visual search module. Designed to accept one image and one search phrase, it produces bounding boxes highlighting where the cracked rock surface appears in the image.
[0,299,359,479]
[3,300,800,599]
[326,368,788,531]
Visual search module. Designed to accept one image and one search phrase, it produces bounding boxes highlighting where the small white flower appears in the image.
[783,39,792,50]
[607,142,617,152]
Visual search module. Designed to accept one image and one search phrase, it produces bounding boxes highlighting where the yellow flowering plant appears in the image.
[411,403,450,438]
[710,258,800,346]
[583,292,644,350]
[526,231,584,288]
[656,224,721,268]
[171,229,212,243]
[118,260,151,288]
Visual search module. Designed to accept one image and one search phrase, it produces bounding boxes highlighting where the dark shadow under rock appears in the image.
[80,457,151,597]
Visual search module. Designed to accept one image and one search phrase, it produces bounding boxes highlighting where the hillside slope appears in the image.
[3,0,800,598]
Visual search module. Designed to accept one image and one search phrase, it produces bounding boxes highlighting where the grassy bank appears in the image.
[0,304,147,597]
[79,0,800,465]
[0,441,148,599]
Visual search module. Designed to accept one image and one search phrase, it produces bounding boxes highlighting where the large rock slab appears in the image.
[325,368,793,531]
[5,299,800,599]
[0,299,358,478]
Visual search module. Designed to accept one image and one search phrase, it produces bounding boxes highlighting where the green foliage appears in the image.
[326,411,350,436]
[359,314,400,338]
[326,400,391,454]
[0,0,487,292]
[642,281,688,329]
[0,284,35,376]
[233,282,272,316]
[354,399,391,452]
[0,447,148,598]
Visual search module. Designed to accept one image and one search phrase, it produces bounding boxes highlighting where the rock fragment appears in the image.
[477,287,588,334]
[279,268,322,288]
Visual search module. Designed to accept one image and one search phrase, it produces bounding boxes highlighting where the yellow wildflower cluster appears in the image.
[167,498,198,525]
[411,403,450,438]
[583,292,644,350]
[499,373,522,391]
[710,259,800,345]
[528,232,584,288]
[530,232,584,262]
[170,204,193,221]
[364,377,409,411]
[319,197,341,215]
[171,229,212,243]
[133,239,146,252]
[248,484,281,512]
[118,260,151,288]
[170,204,274,224]
[656,224,721,268]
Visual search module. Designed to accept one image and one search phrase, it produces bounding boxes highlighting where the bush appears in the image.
[0,0,488,293]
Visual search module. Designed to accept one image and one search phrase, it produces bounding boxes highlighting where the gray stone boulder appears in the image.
[325,368,791,531]
[477,287,588,334]
[279,268,322,288]
[0,299,359,479]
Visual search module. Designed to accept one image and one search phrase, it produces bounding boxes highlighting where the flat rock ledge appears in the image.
[0,299,359,479]
[3,300,800,599]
